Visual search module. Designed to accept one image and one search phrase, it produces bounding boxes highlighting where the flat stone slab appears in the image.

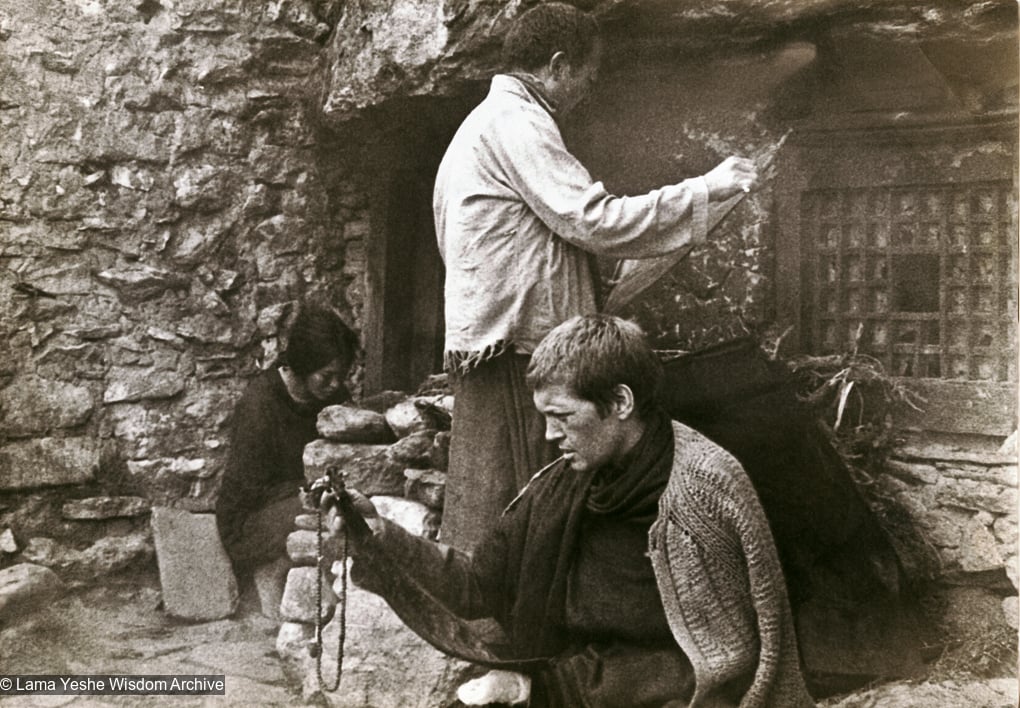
[150,507,238,620]
[0,563,64,625]
[0,437,97,490]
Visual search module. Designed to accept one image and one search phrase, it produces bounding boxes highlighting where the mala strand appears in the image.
[313,502,347,692]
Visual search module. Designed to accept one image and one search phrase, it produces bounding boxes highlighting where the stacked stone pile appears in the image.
[274,387,466,705]
[871,435,1019,656]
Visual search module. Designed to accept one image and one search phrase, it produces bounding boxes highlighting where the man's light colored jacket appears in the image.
[433,75,710,371]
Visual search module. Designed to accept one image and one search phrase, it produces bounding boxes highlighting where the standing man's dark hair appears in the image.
[501,3,600,71]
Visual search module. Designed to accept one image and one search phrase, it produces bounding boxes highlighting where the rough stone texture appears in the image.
[0,528,17,553]
[150,507,238,620]
[280,565,336,624]
[384,399,431,438]
[388,430,436,467]
[820,678,1018,708]
[431,430,451,472]
[0,563,64,625]
[371,495,432,538]
[61,496,150,520]
[0,0,368,530]
[253,556,290,622]
[403,468,446,510]
[0,375,94,437]
[302,440,407,495]
[322,0,1015,123]
[20,532,152,584]
[286,528,337,567]
[0,437,98,490]
[313,580,470,707]
[317,405,395,443]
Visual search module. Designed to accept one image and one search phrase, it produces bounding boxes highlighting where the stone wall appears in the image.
[874,434,1018,655]
[0,0,370,560]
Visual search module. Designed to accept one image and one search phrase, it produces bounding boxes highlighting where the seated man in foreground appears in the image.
[329,315,814,707]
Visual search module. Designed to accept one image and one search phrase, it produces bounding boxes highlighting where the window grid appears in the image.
[800,181,1015,382]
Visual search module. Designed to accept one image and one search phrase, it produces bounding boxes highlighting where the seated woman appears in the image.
[215,304,357,586]
[327,315,813,707]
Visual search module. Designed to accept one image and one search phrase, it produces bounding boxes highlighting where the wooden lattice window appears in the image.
[800,181,1016,383]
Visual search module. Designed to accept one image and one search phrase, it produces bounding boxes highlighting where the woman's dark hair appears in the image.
[279,305,358,377]
[501,2,600,71]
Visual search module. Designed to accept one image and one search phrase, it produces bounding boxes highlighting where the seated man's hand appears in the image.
[457,670,531,706]
[703,155,758,201]
[322,487,383,552]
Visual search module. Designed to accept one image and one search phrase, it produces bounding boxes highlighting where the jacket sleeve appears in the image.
[649,443,814,708]
[488,107,709,260]
[533,644,696,707]
[352,515,509,622]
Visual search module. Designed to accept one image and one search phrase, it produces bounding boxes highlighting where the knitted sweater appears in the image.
[649,422,814,707]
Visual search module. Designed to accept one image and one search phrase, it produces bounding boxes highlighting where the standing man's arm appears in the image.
[490,110,756,260]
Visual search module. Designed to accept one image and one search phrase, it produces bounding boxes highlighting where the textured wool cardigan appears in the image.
[649,422,815,707]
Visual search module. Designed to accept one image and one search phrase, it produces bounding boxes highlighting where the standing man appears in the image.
[434,2,758,550]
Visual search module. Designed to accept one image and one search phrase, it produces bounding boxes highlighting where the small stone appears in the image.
[317,405,394,443]
[21,533,152,583]
[62,496,150,520]
[103,369,185,403]
[286,529,334,566]
[0,437,98,490]
[384,399,429,437]
[958,518,1003,573]
[1003,596,1019,631]
[0,528,17,554]
[371,496,431,537]
[253,556,290,622]
[431,431,451,471]
[403,469,446,510]
[280,566,335,624]
[295,513,318,531]
[0,375,94,436]
[276,621,315,665]
[387,430,435,467]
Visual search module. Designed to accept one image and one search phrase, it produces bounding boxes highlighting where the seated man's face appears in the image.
[533,383,627,473]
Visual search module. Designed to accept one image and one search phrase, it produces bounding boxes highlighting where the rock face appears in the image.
[321,0,1015,123]
[0,0,370,522]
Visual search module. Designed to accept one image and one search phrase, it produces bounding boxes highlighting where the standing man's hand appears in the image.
[703,156,758,201]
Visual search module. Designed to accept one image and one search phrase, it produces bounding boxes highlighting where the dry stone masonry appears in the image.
[272,387,461,705]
